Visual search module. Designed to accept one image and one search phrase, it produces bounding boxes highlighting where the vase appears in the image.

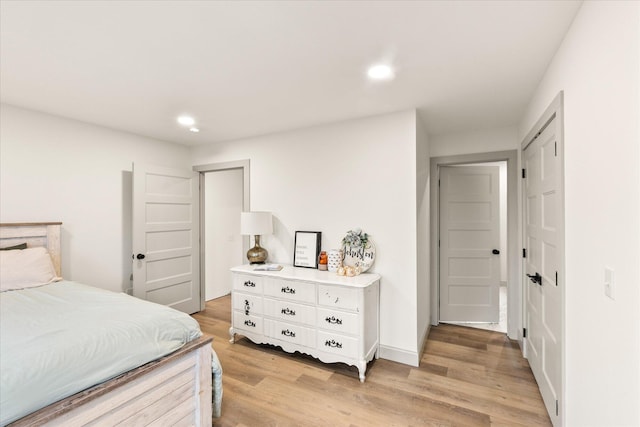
[327,249,343,272]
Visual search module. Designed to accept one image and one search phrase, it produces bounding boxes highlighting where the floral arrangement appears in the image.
[341,228,369,248]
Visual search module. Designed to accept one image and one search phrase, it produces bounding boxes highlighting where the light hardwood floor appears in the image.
[192,295,551,426]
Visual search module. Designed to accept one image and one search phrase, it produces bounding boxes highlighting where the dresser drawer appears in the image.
[233,292,263,315]
[318,285,359,311]
[264,278,316,304]
[233,311,263,335]
[264,319,315,348]
[233,274,263,294]
[264,298,316,326]
[317,330,358,359]
[317,307,358,335]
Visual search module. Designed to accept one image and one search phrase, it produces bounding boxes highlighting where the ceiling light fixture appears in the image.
[189,127,200,133]
[367,64,394,81]
[177,115,195,126]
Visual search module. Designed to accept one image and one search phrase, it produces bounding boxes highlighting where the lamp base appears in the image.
[247,246,268,264]
[246,235,268,264]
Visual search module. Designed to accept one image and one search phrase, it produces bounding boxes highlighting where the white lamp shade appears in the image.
[240,212,273,235]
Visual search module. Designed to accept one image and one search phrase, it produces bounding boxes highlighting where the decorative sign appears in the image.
[341,228,375,272]
[293,231,322,268]
[341,241,376,272]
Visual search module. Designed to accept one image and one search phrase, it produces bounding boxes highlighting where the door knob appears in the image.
[526,272,542,285]
[492,249,500,255]
[136,253,146,260]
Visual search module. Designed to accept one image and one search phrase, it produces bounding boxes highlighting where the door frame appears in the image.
[520,91,565,426]
[438,164,502,323]
[430,150,519,340]
[193,160,250,311]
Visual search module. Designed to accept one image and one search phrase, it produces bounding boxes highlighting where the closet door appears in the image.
[523,117,562,425]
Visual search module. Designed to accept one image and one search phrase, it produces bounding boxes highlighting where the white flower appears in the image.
[342,228,369,248]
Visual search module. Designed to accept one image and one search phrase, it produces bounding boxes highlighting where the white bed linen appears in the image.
[0,281,202,426]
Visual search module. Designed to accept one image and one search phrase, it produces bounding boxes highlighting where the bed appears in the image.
[0,223,221,426]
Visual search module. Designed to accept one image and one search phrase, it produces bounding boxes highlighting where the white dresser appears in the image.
[229,265,380,382]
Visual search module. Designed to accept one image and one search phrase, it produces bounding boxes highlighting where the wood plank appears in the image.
[0,222,63,226]
[146,398,194,427]
[197,340,213,426]
[10,337,212,426]
[114,379,194,426]
[194,295,552,426]
[48,355,197,426]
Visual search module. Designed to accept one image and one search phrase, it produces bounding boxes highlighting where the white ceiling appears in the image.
[0,1,582,146]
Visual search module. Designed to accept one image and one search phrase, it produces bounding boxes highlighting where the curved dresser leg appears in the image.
[229,326,235,344]
[357,360,367,383]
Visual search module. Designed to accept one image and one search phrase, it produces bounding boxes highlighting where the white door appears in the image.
[204,169,243,300]
[523,118,562,424]
[132,163,201,314]
[439,165,501,322]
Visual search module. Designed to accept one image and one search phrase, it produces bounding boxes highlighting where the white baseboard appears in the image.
[378,344,420,367]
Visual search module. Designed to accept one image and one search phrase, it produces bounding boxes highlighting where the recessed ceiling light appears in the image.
[367,64,394,81]
[177,115,195,126]
[189,127,200,133]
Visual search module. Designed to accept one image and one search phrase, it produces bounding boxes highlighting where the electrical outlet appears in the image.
[604,267,614,300]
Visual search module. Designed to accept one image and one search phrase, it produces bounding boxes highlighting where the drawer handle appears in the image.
[325,316,343,325]
[281,329,296,337]
[244,299,250,315]
[244,320,256,328]
[281,286,296,294]
[325,339,343,349]
[281,307,296,316]
[244,280,256,287]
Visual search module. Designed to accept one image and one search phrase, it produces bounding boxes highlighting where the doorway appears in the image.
[430,150,520,340]
[203,169,243,300]
[439,162,507,332]
[193,160,250,309]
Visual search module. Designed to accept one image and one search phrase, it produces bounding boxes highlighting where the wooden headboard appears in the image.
[0,222,62,276]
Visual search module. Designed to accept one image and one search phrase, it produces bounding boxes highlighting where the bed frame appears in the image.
[0,223,213,426]
[0,222,62,276]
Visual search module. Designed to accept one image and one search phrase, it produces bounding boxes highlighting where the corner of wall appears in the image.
[378,344,421,367]
[416,111,431,352]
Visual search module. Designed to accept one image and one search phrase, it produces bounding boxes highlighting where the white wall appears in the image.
[519,2,640,425]
[192,110,423,363]
[204,168,244,300]
[429,126,518,158]
[0,104,192,293]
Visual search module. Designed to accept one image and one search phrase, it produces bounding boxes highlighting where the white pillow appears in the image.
[0,247,62,291]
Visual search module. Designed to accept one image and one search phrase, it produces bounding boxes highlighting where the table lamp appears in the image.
[240,211,273,264]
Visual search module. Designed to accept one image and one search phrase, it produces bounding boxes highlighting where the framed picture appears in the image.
[293,231,322,268]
